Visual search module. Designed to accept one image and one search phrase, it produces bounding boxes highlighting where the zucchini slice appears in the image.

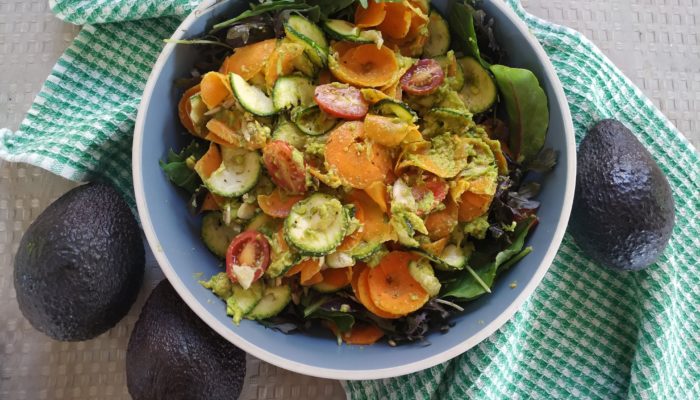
[284,15,329,67]
[227,280,264,324]
[205,146,261,197]
[272,75,315,111]
[324,19,382,45]
[284,193,349,255]
[188,94,209,134]
[324,19,360,40]
[419,244,467,271]
[348,240,382,260]
[229,73,277,116]
[408,258,441,297]
[272,117,308,150]
[291,105,339,136]
[372,99,418,123]
[423,10,450,57]
[246,284,292,320]
[201,212,240,259]
[292,52,317,78]
[458,57,497,114]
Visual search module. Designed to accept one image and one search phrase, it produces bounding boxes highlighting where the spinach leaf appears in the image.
[489,64,549,163]
[494,217,534,273]
[159,141,206,194]
[308,309,355,332]
[442,262,497,300]
[441,218,535,300]
[448,1,489,67]
[525,147,558,173]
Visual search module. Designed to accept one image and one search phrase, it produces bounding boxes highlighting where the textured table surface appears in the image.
[0,1,698,399]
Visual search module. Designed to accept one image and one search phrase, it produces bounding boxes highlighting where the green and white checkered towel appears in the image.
[2,1,698,398]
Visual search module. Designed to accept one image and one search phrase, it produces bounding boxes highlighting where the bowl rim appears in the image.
[133,0,576,380]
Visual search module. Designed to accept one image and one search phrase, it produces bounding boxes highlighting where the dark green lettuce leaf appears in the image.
[159,140,207,194]
[441,218,534,300]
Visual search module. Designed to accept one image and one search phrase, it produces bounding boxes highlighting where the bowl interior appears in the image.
[134,0,574,379]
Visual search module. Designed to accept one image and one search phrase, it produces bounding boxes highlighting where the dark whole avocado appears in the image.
[14,182,144,340]
[570,119,675,271]
[126,280,246,400]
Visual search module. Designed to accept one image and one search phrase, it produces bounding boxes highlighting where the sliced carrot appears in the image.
[484,137,509,174]
[420,237,449,257]
[277,227,290,253]
[360,88,392,104]
[458,191,494,222]
[340,323,385,345]
[424,198,459,240]
[330,43,398,88]
[355,0,387,28]
[206,118,240,146]
[409,0,429,14]
[403,126,423,144]
[286,258,323,286]
[286,258,315,277]
[200,72,232,109]
[265,42,305,88]
[406,3,429,37]
[178,84,200,135]
[350,262,366,298]
[364,114,411,147]
[387,12,429,58]
[347,189,393,244]
[200,193,220,212]
[358,267,402,319]
[367,251,429,315]
[362,181,389,213]
[382,79,403,101]
[314,267,353,292]
[257,189,304,218]
[304,271,323,286]
[337,199,366,252]
[326,121,392,189]
[377,2,412,39]
[194,143,222,180]
[204,131,237,147]
[219,38,277,80]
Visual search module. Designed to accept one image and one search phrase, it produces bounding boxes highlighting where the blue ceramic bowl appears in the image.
[133,0,575,379]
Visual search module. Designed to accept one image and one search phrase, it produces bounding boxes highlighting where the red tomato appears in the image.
[262,140,307,194]
[400,59,445,96]
[412,175,449,215]
[314,83,369,120]
[226,230,271,286]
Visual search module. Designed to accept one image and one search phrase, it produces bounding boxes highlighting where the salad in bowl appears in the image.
[160,0,556,347]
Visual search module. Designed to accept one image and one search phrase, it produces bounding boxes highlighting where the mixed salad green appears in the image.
[161,0,555,345]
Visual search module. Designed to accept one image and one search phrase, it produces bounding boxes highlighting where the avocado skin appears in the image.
[127,280,246,400]
[570,119,675,271]
[14,182,144,340]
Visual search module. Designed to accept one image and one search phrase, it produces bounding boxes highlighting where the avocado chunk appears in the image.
[127,280,246,400]
[571,119,675,271]
[14,182,144,340]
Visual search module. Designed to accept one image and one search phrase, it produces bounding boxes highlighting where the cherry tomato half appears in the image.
[314,83,369,120]
[412,175,449,215]
[262,140,308,194]
[226,230,271,287]
[400,59,445,96]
